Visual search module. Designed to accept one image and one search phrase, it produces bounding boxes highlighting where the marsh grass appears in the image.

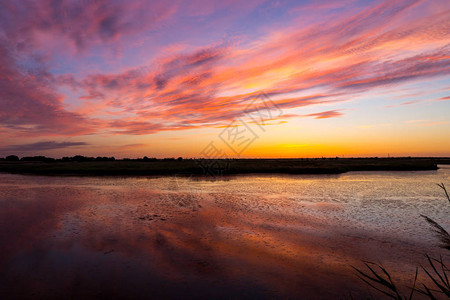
[416,254,450,298]
[437,183,450,204]
[353,183,450,299]
[421,215,450,251]
[352,262,418,299]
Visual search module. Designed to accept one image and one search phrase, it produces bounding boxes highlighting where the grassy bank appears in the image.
[0,158,443,176]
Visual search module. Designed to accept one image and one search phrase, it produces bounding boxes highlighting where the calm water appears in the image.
[1,166,449,299]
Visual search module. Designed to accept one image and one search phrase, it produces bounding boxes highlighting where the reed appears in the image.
[353,184,449,299]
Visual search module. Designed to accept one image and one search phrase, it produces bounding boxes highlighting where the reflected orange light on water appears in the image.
[1,171,446,298]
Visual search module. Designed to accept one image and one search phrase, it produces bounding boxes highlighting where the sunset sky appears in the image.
[0,0,449,158]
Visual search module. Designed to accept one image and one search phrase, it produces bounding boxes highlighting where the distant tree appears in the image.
[72,155,94,162]
[177,157,183,161]
[0,157,5,161]
[95,156,113,161]
[21,156,37,161]
[5,155,19,161]
[20,156,55,162]
[72,155,86,162]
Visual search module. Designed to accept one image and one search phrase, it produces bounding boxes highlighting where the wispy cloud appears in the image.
[303,110,344,119]
[413,121,449,126]
[0,141,89,152]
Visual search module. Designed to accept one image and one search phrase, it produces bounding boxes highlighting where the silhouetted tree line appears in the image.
[61,155,116,162]
[21,156,55,162]
[0,155,186,162]
[0,155,446,163]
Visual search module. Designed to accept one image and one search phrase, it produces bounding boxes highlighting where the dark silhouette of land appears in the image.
[0,156,448,176]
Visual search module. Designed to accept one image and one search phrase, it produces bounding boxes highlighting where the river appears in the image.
[1,166,449,299]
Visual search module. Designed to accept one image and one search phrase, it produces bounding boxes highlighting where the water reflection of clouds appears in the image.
[1,172,447,298]
[0,187,86,263]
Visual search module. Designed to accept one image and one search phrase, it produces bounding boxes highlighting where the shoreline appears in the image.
[0,158,444,177]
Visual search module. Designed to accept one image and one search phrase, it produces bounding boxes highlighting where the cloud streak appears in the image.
[303,110,344,119]
[1,141,89,152]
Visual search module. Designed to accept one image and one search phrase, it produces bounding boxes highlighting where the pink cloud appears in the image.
[0,0,176,52]
[0,42,92,135]
[303,110,344,119]
[1,0,449,139]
